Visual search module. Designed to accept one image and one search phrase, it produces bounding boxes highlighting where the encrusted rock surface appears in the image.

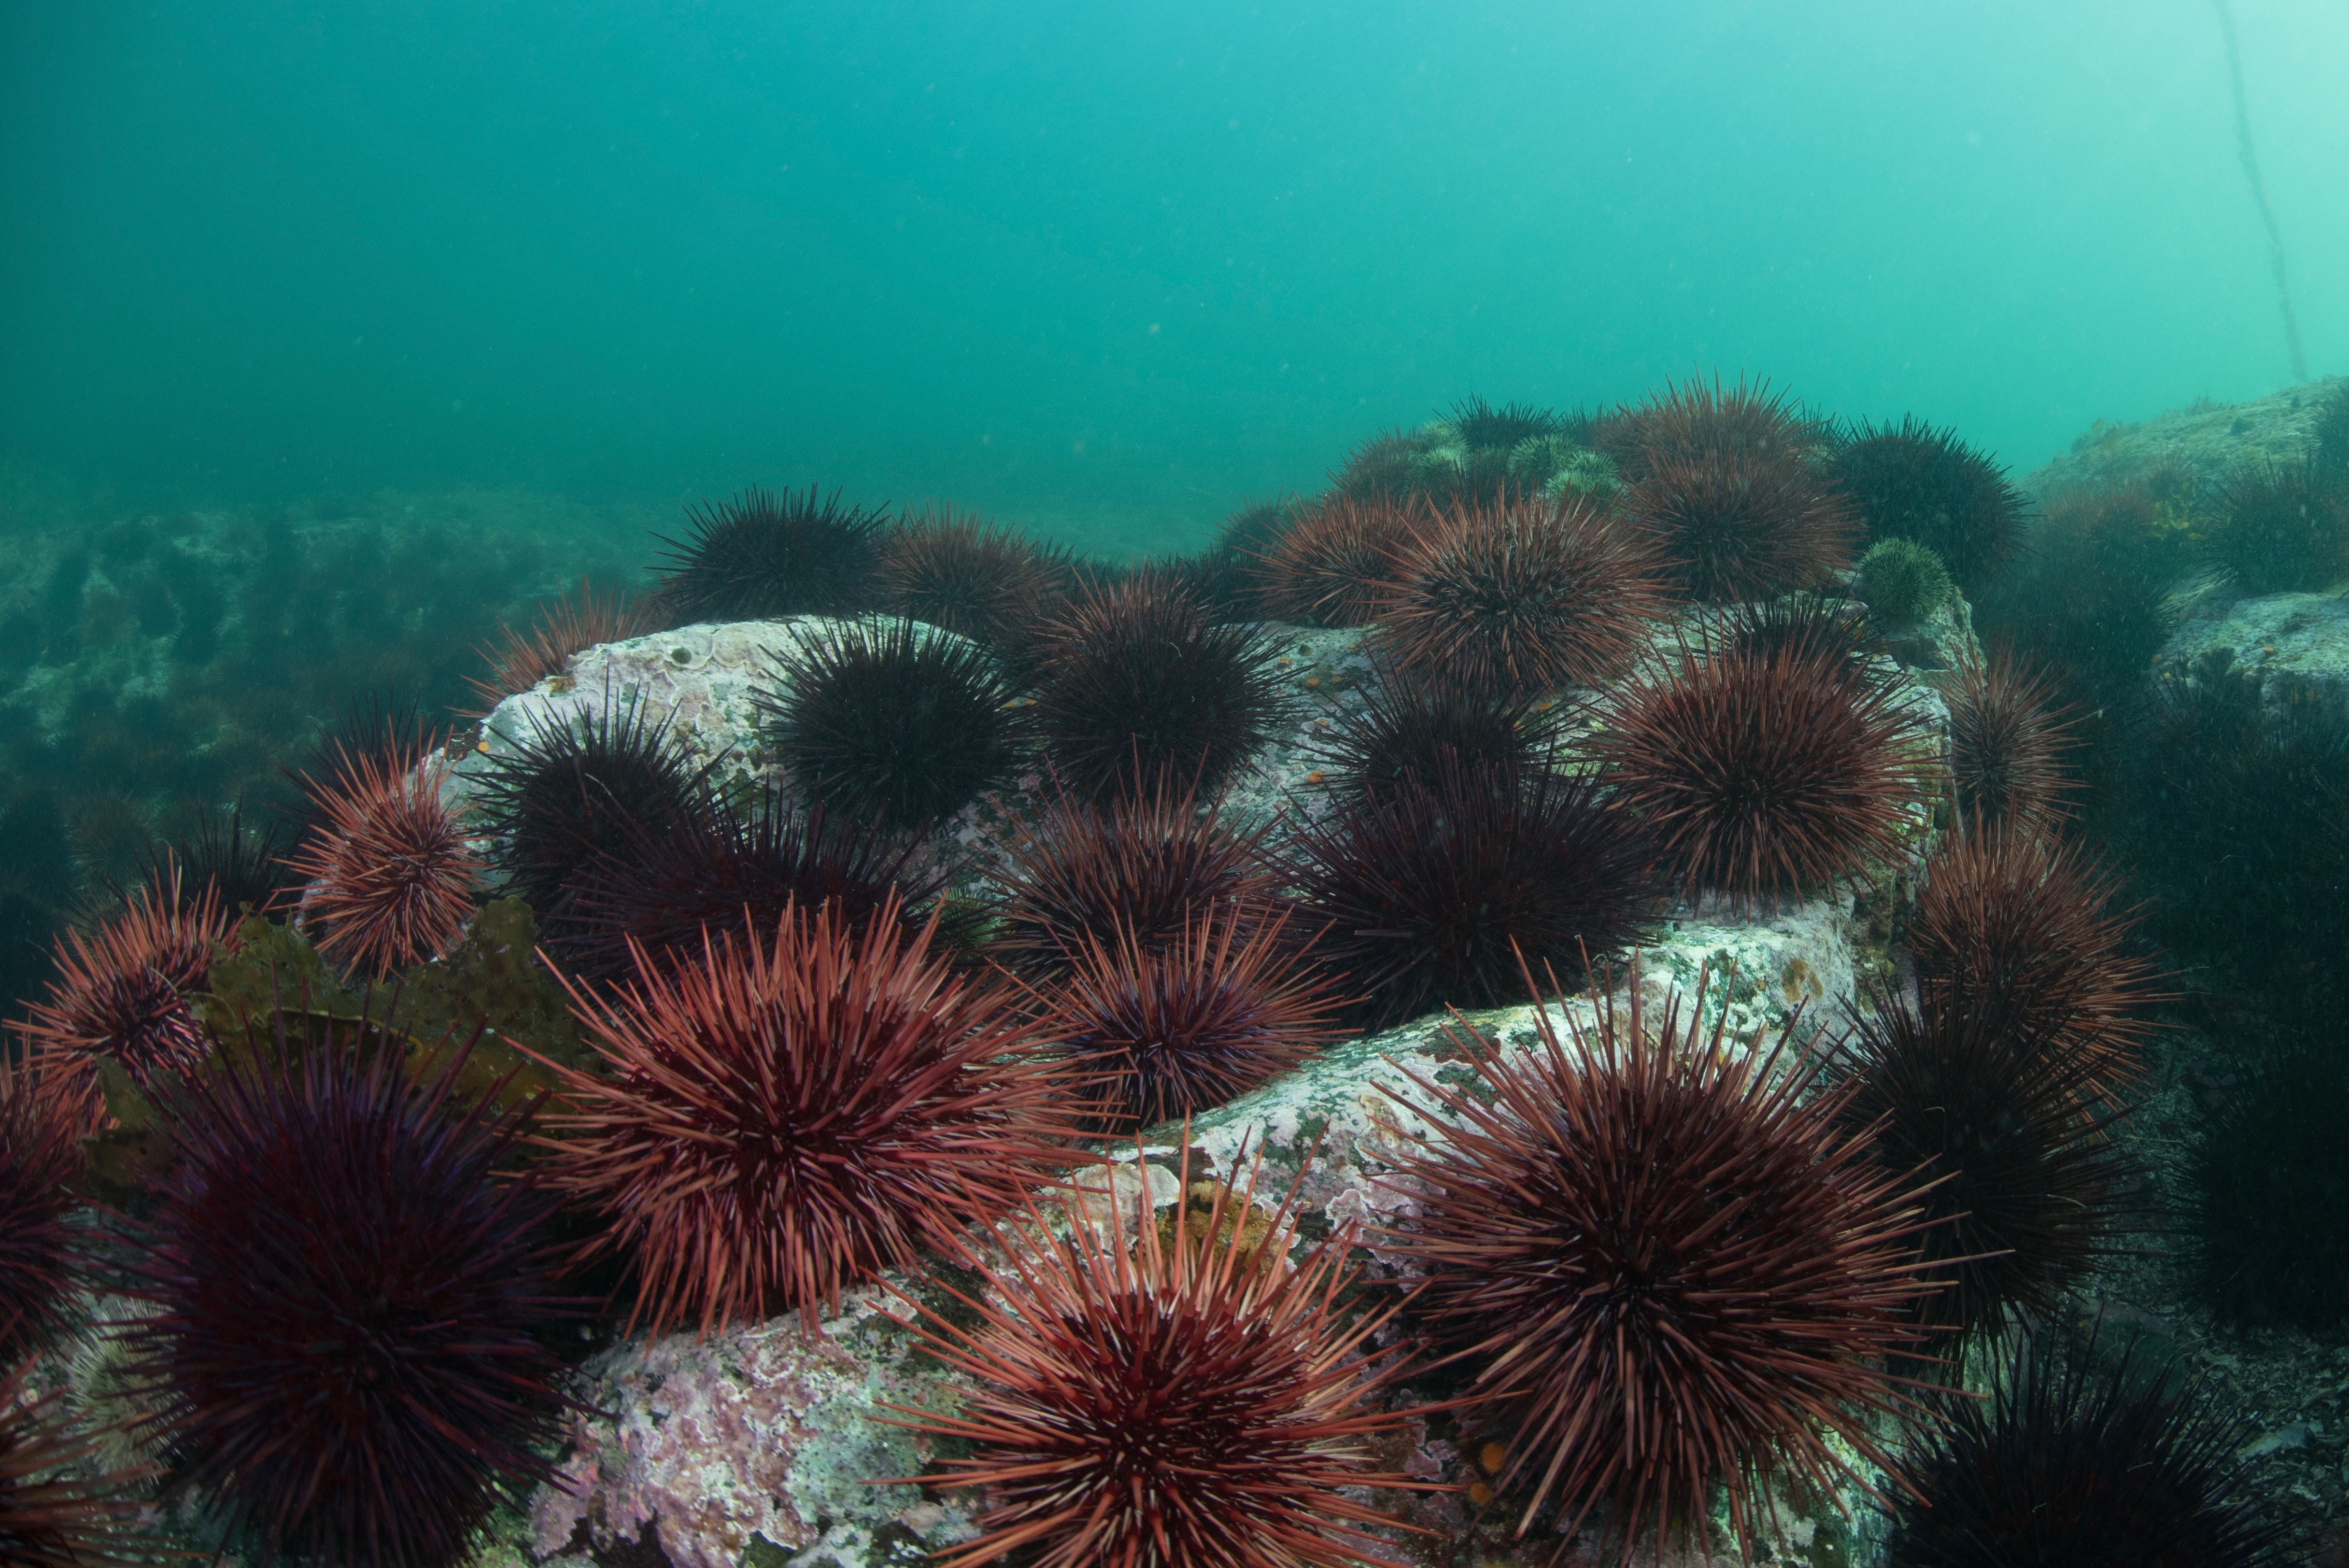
[2159,586,2349,709]
[2018,375,2345,501]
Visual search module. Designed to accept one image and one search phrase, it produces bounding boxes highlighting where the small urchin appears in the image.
[119,1020,581,1568]
[1371,491,1669,700]
[13,861,238,1110]
[880,1154,1441,1568]
[1379,963,1943,1563]
[983,772,1295,982]
[466,576,656,713]
[760,616,1033,835]
[532,894,1081,1336]
[1591,633,1929,913]
[1882,1328,2306,1567]
[1040,909,1347,1133]
[283,736,483,976]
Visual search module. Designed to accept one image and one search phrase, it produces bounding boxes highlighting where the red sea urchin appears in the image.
[1592,633,1928,913]
[1041,910,1346,1132]
[1380,966,1941,1563]
[1627,444,1859,604]
[1903,827,2166,1100]
[13,862,234,1111]
[284,735,482,976]
[1372,492,1669,700]
[984,772,1294,981]
[1251,493,1419,627]
[119,1022,580,1568]
[465,576,656,713]
[881,1154,1440,1568]
[532,895,1078,1336]
[1941,642,2083,839]
[877,504,1072,661]
[1605,374,1830,478]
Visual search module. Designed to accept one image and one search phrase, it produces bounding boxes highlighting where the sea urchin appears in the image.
[532,895,1079,1336]
[1593,634,1928,913]
[119,1021,580,1568]
[1380,965,1940,1563]
[881,1153,1439,1568]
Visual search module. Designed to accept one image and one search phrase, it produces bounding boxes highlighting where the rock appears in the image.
[2158,588,2349,711]
[2019,377,2346,502]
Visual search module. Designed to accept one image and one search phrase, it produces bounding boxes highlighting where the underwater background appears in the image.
[4,0,2346,540]
[6,3,2349,1565]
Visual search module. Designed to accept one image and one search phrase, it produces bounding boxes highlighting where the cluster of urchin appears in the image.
[0,375,2313,1568]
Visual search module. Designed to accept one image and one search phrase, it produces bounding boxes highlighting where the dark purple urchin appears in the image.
[1882,1329,2306,1568]
[1827,991,2139,1360]
[1308,664,1559,802]
[1831,414,2031,594]
[1591,634,1929,914]
[1028,569,1288,804]
[470,690,715,935]
[984,773,1295,982]
[1281,757,1665,1028]
[0,1058,86,1366]
[759,617,1035,835]
[130,797,296,919]
[119,1020,581,1568]
[560,789,949,984]
[651,483,892,624]
[1039,910,1348,1133]
[1714,592,1883,684]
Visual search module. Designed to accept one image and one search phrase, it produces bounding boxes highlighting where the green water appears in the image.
[5,0,2344,555]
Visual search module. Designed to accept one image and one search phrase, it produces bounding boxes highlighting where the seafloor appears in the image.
[6,380,2349,1567]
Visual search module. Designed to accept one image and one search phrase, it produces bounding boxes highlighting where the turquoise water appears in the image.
[4,0,2344,554]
